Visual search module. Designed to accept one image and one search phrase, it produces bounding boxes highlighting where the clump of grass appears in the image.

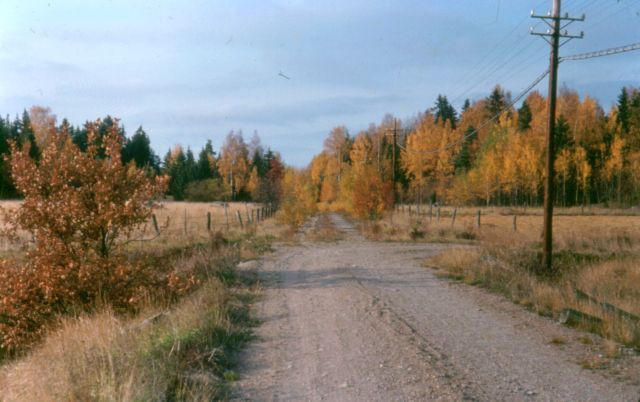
[549,336,566,345]
[410,223,425,240]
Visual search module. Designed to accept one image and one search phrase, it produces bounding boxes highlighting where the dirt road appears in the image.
[233,214,639,401]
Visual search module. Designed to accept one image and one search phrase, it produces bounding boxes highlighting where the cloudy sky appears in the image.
[1,0,638,166]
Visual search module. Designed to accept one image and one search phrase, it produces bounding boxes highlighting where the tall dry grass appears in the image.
[0,230,266,401]
[426,235,640,350]
[0,201,271,255]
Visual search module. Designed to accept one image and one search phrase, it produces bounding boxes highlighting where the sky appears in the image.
[0,0,639,167]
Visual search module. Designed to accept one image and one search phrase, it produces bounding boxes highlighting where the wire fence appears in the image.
[0,202,278,253]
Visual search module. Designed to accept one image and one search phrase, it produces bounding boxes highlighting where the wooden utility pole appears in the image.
[531,0,583,272]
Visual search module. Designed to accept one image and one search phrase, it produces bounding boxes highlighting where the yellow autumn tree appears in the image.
[555,148,572,206]
[402,114,456,200]
[602,135,626,204]
[247,166,260,199]
[573,146,591,206]
[350,132,373,170]
[218,131,249,199]
[279,168,317,227]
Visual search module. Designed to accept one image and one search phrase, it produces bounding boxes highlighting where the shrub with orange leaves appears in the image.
[351,165,393,221]
[0,119,168,352]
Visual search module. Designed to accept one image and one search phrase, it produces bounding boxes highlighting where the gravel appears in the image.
[232,213,640,401]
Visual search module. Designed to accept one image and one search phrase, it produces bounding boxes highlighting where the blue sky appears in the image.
[1,0,639,166]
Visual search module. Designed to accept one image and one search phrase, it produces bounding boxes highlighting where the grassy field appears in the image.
[367,205,640,351]
[0,201,277,254]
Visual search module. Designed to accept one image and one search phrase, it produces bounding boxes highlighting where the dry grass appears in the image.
[369,206,640,249]
[395,205,640,349]
[0,201,272,254]
[426,239,640,350]
[0,235,262,401]
[0,200,278,258]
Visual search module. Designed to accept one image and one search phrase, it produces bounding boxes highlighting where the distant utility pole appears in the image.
[531,0,584,272]
[385,119,400,203]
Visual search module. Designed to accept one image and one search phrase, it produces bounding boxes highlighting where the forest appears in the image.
[299,85,640,220]
[2,85,639,220]
[0,107,284,204]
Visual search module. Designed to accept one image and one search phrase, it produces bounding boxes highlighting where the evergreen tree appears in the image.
[617,87,630,134]
[164,147,188,200]
[517,100,532,132]
[485,85,509,119]
[123,126,158,170]
[555,115,572,152]
[195,140,217,180]
[185,147,196,184]
[0,116,15,197]
[462,98,471,114]
[433,95,457,129]
[454,126,477,173]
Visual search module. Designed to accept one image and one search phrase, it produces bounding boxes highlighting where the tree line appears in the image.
[299,85,640,219]
[0,106,284,204]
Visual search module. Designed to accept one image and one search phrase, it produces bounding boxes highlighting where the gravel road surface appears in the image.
[232,213,640,401]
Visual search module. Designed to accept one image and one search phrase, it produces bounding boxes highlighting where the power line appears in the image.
[560,42,640,61]
[404,46,640,158]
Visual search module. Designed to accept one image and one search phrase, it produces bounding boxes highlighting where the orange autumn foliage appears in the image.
[0,119,169,352]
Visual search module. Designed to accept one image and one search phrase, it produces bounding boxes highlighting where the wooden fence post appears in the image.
[224,203,230,231]
[152,214,160,235]
[207,212,212,232]
[513,215,517,232]
[183,209,187,235]
[476,210,481,229]
[451,207,457,228]
[236,210,244,229]
[436,206,441,223]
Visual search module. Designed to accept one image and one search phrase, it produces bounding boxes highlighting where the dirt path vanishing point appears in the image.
[232,213,640,401]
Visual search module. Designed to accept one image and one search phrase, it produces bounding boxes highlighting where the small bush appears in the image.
[0,120,169,352]
[410,224,425,240]
[184,179,228,202]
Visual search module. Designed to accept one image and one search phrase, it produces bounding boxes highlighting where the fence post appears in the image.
[476,210,481,229]
[451,207,457,228]
[236,210,244,229]
[152,214,160,235]
[436,206,441,223]
[224,203,229,231]
[513,215,517,232]
[183,209,187,235]
[207,212,212,232]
